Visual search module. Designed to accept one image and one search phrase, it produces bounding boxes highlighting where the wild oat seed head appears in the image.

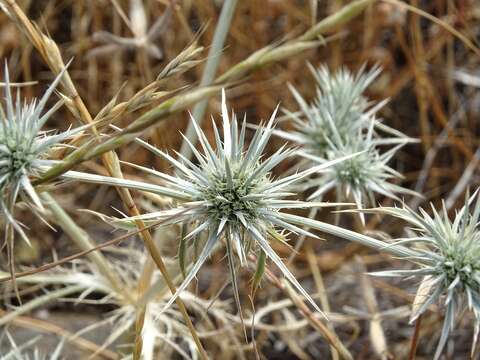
[371,190,480,359]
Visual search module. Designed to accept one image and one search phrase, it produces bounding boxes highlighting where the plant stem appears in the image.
[133,220,209,360]
[408,314,423,360]
[306,244,339,360]
[299,0,371,42]
[180,0,238,159]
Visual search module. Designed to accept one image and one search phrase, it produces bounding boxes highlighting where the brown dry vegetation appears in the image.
[1,0,480,359]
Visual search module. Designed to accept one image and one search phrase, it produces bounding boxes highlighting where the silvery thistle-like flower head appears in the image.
[0,63,85,244]
[274,63,385,160]
[370,190,480,359]
[72,90,352,314]
[272,64,418,222]
[301,118,419,223]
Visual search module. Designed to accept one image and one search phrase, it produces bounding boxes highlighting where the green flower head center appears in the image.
[11,147,32,170]
[205,172,263,223]
[304,116,358,157]
[0,137,34,178]
[442,251,478,286]
[335,158,365,185]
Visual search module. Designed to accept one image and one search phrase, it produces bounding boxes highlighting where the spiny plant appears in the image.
[274,64,418,222]
[66,90,354,317]
[275,63,384,159]
[369,189,480,359]
[0,63,87,282]
[302,118,419,221]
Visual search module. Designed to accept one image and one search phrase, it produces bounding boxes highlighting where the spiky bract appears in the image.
[371,190,480,359]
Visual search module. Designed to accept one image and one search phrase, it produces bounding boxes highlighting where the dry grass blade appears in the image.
[356,257,390,359]
[0,309,118,359]
[306,244,339,360]
[0,285,84,327]
[0,210,190,284]
[41,192,131,303]
[382,0,480,57]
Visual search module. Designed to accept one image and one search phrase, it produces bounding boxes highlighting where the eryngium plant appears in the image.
[0,63,85,244]
[302,120,418,221]
[70,90,351,315]
[274,64,417,221]
[276,63,384,159]
[370,190,480,359]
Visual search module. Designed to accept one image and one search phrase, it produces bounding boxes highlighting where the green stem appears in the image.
[180,0,239,159]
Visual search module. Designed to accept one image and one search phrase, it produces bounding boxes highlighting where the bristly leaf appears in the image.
[178,223,188,278]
